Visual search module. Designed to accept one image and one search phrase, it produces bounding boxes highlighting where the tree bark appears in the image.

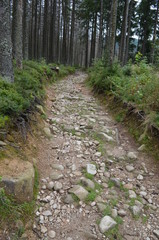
[69,0,75,65]
[151,0,159,63]
[23,0,29,60]
[0,0,14,82]
[12,0,23,69]
[98,0,103,58]
[119,0,129,65]
[43,0,49,61]
[109,0,118,65]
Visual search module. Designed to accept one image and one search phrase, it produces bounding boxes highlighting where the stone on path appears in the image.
[0,140,7,146]
[153,230,159,239]
[131,206,142,216]
[41,226,47,234]
[47,181,54,190]
[97,203,106,212]
[80,177,95,189]
[86,164,97,175]
[127,152,137,159]
[69,185,88,200]
[126,165,135,172]
[99,216,117,233]
[51,164,64,171]
[48,230,56,239]
[54,181,63,191]
[63,194,74,204]
[50,171,63,180]
[129,190,137,199]
[42,210,52,216]
[44,127,52,138]
[137,174,143,180]
[99,132,115,142]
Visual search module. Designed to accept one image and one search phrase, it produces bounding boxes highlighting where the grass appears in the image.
[0,60,75,130]
[88,55,159,159]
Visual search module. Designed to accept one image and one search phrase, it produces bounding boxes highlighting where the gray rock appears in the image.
[50,171,63,180]
[80,177,95,189]
[129,190,137,199]
[47,181,54,190]
[126,165,134,172]
[137,174,144,180]
[118,209,126,217]
[51,164,64,171]
[110,178,121,187]
[86,164,97,175]
[140,191,147,197]
[36,105,45,115]
[83,231,97,239]
[97,203,106,212]
[44,127,52,138]
[48,230,56,239]
[138,144,145,151]
[42,210,52,216]
[131,205,141,216]
[127,152,137,159]
[153,230,159,239]
[63,194,74,204]
[0,141,7,146]
[41,226,47,234]
[99,216,117,233]
[54,182,63,191]
[69,185,88,200]
[99,132,115,142]
[112,209,118,218]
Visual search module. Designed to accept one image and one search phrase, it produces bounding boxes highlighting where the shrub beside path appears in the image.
[28,72,159,239]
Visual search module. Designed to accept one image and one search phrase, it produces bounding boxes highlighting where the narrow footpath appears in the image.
[31,72,159,240]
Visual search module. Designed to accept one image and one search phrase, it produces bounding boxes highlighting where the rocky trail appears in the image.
[28,72,159,240]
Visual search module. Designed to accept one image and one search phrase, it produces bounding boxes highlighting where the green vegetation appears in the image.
[88,55,159,130]
[0,61,75,129]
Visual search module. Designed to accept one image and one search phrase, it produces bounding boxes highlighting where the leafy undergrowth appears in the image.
[0,60,75,129]
[88,55,159,152]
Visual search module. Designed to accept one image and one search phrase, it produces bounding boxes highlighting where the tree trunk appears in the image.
[119,0,129,65]
[0,0,14,82]
[85,21,89,68]
[37,0,42,60]
[125,0,133,63]
[43,0,49,61]
[69,0,75,65]
[12,0,23,69]
[109,0,118,65]
[98,0,103,58]
[90,12,97,65]
[34,0,38,59]
[151,0,159,63]
[23,0,29,60]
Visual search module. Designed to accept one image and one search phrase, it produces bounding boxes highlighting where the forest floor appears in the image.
[18,72,159,239]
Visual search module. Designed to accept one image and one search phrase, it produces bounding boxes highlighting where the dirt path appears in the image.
[31,72,159,240]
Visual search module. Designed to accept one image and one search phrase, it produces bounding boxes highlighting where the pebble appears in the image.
[42,210,52,216]
[126,165,135,172]
[137,174,144,180]
[41,225,47,234]
[48,230,56,238]
[127,152,137,159]
[99,216,117,233]
[54,182,63,191]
